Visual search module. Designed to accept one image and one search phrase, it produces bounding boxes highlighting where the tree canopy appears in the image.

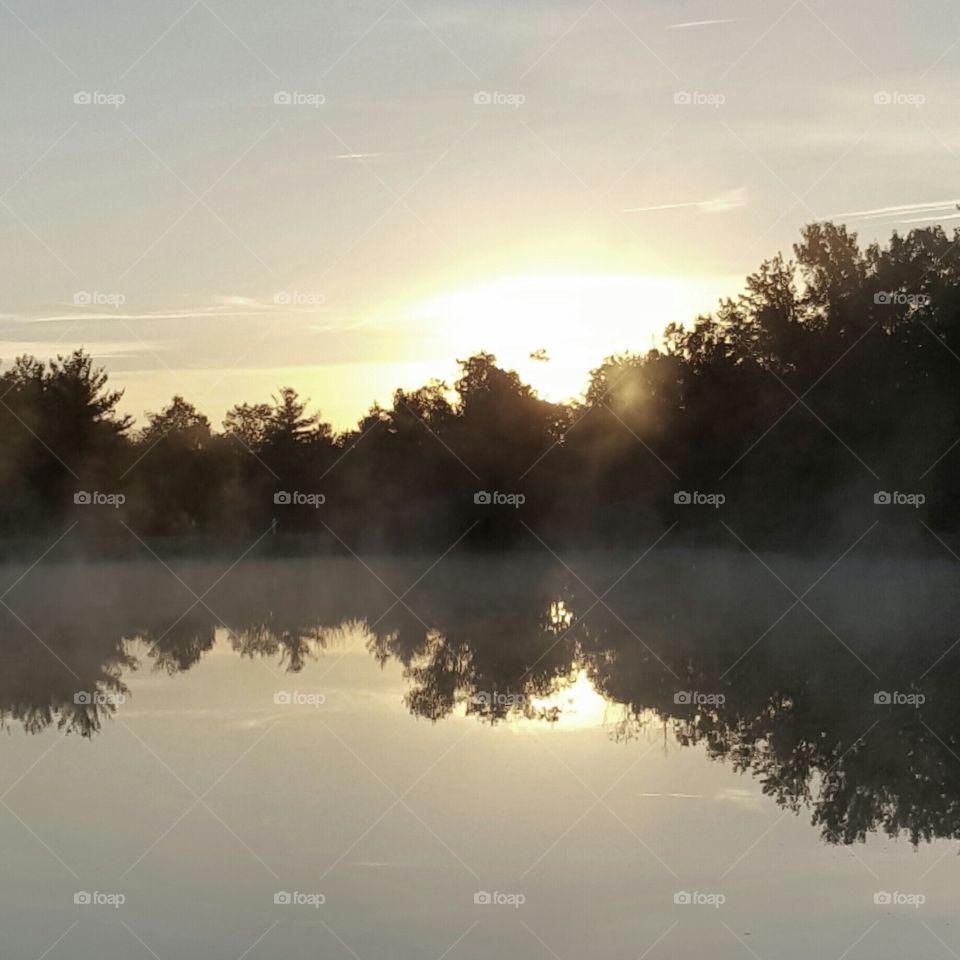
[1,222,958,551]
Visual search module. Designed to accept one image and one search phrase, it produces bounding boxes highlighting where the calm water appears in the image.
[2,549,959,958]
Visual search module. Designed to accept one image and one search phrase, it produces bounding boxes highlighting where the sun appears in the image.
[401,272,738,403]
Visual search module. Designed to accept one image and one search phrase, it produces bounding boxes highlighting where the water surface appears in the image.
[2,549,959,958]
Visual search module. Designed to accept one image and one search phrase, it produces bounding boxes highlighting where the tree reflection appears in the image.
[1,551,959,847]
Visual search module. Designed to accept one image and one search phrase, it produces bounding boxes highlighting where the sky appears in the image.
[1,0,959,428]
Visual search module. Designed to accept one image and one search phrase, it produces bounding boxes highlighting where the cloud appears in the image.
[899,211,960,224]
[622,187,747,215]
[17,299,275,325]
[636,792,702,799]
[0,340,169,360]
[667,19,738,29]
[210,295,258,307]
[823,200,960,223]
[6,295,352,327]
[714,787,766,811]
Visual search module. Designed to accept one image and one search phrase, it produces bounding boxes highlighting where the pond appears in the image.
[1,548,958,958]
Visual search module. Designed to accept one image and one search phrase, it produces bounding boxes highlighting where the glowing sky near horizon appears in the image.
[1,0,958,427]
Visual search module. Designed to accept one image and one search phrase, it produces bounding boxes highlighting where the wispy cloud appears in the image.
[636,792,702,800]
[15,298,274,325]
[824,200,959,223]
[623,187,747,215]
[0,340,169,360]
[6,295,350,327]
[714,787,766,811]
[667,18,738,30]
[899,211,960,224]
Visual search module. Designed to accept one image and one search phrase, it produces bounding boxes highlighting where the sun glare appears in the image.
[524,669,614,730]
[402,272,738,403]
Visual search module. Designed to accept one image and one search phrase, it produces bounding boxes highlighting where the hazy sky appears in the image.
[1,0,958,427]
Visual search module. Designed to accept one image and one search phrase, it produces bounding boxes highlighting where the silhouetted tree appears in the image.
[0,223,958,549]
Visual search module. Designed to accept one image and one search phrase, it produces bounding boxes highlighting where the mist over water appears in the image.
[2,546,959,957]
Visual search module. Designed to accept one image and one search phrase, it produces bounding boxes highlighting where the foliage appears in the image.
[1,224,958,548]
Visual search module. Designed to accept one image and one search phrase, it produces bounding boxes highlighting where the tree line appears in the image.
[2,221,959,551]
